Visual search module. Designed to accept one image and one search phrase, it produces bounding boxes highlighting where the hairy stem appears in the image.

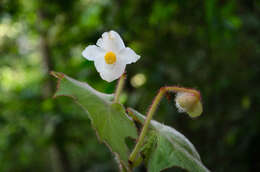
[129,86,199,163]
[114,73,126,103]
[129,88,165,162]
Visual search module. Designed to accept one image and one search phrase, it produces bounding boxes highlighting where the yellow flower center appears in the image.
[105,51,117,64]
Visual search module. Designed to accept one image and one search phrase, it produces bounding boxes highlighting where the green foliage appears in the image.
[1,0,260,171]
[52,72,137,170]
[52,72,208,171]
[128,108,209,172]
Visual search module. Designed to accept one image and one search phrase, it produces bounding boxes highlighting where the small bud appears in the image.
[175,92,202,118]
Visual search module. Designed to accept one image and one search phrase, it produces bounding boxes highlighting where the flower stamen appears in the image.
[105,51,117,64]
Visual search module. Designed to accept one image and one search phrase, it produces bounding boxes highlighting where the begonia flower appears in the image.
[82,31,140,82]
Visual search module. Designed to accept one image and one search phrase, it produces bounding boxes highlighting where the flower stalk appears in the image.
[129,86,201,163]
[114,73,126,103]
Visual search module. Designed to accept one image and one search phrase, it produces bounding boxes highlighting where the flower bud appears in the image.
[175,92,202,118]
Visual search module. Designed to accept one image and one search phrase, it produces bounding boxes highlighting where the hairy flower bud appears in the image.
[175,92,202,118]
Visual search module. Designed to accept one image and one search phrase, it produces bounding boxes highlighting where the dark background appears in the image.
[1,0,260,171]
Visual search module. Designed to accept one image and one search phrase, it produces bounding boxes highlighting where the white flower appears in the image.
[82,30,140,82]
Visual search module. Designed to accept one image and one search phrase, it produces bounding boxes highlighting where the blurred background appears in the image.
[1,0,260,171]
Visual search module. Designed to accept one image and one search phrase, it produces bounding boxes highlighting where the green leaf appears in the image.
[51,72,138,169]
[128,108,210,172]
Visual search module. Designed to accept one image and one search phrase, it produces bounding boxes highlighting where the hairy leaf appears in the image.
[128,108,210,172]
[51,72,138,170]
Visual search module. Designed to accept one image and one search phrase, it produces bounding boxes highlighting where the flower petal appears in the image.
[82,45,105,61]
[118,47,140,64]
[94,59,126,82]
[96,30,125,53]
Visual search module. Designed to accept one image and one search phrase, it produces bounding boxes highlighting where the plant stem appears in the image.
[129,86,200,163]
[114,73,126,103]
[129,88,166,162]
